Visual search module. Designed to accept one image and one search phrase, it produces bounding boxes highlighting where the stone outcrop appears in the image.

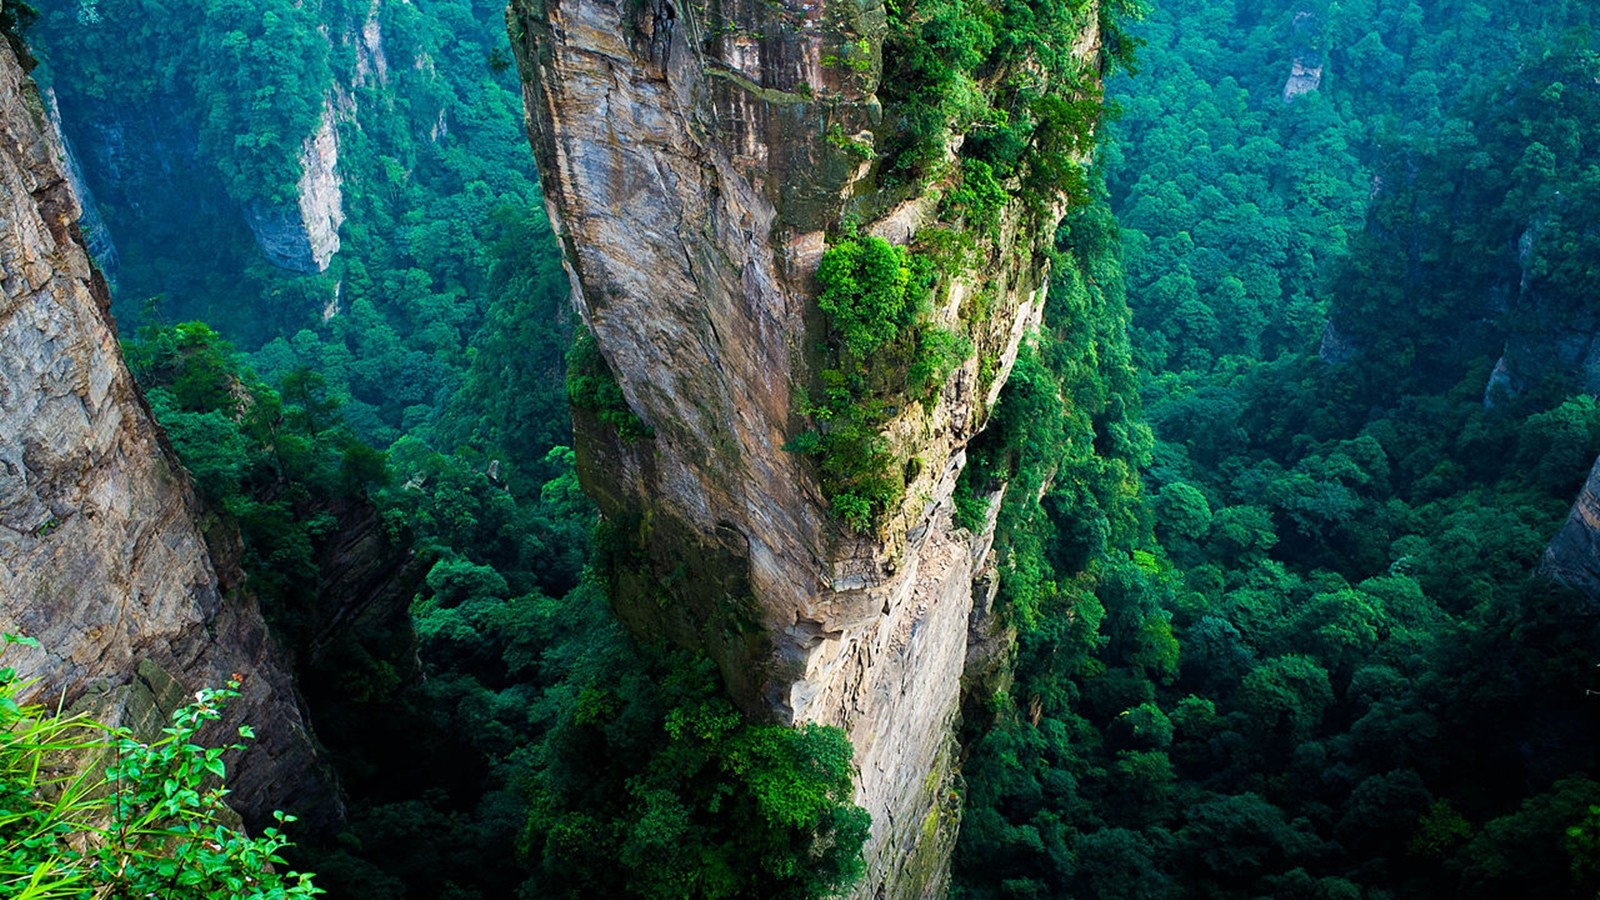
[355,0,391,88]
[0,39,339,826]
[40,87,118,286]
[1541,456,1600,601]
[1318,319,1359,364]
[508,0,1099,893]
[245,96,345,274]
[1283,10,1324,102]
[1483,218,1600,406]
[49,35,355,279]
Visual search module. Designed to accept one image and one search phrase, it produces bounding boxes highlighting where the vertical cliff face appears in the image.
[1282,10,1324,101]
[0,40,337,826]
[1541,455,1600,600]
[508,0,1099,893]
[1483,217,1600,405]
[41,13,352,281]
[246,95,346,274]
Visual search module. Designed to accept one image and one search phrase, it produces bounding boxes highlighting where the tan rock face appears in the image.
[508,0,1097,893]
[0,40,337,826]
[297,99,345,272]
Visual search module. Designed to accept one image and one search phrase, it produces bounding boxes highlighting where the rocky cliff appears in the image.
[1282,10,1324,102]
[507,0,1101,893]
[246,95,346,274]
[0,38,338,826]
[41,12,350,281]
[1483,217,1600,405]
[1541,455,1600,601]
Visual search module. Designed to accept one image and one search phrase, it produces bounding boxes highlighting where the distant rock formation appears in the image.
[1484,218,1600,406]
[1541,456,1600,601]
[1284,10,1324,102]
[246,96,345,274]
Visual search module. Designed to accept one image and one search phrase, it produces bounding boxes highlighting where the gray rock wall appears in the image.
[1541,456,1600,601]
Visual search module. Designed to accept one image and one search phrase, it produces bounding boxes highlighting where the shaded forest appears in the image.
[953,1,1600,897]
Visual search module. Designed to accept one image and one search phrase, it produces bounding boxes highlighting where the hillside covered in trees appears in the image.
[8,0,1600,896]
[953,1,1600,897]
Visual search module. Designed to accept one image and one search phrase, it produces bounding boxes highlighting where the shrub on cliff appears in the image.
[522,624,869,899]
[793,233,975,533]
[0,635,320,899]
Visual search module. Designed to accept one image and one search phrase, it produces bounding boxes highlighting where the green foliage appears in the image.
[126,320,390,631]
[0,643,319,899]
[791,234,974,532]
[960,11,1600,897]
[38,0,1600,897]
[521,601,869,899]
[566,326,651,441]
[816,235,915,358]
[909,327,975,403]
[878,0,1125,210]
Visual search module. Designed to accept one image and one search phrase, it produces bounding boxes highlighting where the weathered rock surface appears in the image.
[1484,218,1600,406]
[40,87,118,286]
[1318,319,1359,364]
[1541,456,1600,600]
[509,0,1098,893]
[0,39,339,826]
[49,41,351,278]
[245,95,345,274]
[1283,10,1324,102]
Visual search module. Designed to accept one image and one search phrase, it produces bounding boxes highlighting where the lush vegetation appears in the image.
[24,0,1600,896]
[27,0,870,891]
[952,2,1600,897]
[786,0,1146,535]
[0,635,320,900]
[114,245,868,900]
[878,0,1134,205]
[788,233,972,531]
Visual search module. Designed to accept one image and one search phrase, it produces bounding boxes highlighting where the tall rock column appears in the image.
[509,0,1101,893]
[0,39,337,825]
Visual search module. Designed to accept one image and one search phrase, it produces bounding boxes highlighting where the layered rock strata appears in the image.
[0,39,338,825]
[509,0,1099,893]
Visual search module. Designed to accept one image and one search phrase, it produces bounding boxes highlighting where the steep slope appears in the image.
[508,0,1105,893]
[0,39,336,826]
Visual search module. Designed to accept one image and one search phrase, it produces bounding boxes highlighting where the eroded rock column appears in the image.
[508,0,1098,892]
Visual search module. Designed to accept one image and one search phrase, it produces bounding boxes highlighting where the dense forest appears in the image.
[953,1,1600,897]
[9,0,1600,896]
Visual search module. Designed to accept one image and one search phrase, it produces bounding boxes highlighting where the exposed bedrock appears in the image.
[0,39,339,827]
[508,0,1099,893]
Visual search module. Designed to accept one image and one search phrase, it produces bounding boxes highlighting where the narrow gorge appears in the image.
[9,1,1600,897]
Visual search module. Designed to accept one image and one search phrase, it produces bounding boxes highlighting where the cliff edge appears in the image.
[0,38,337,826]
